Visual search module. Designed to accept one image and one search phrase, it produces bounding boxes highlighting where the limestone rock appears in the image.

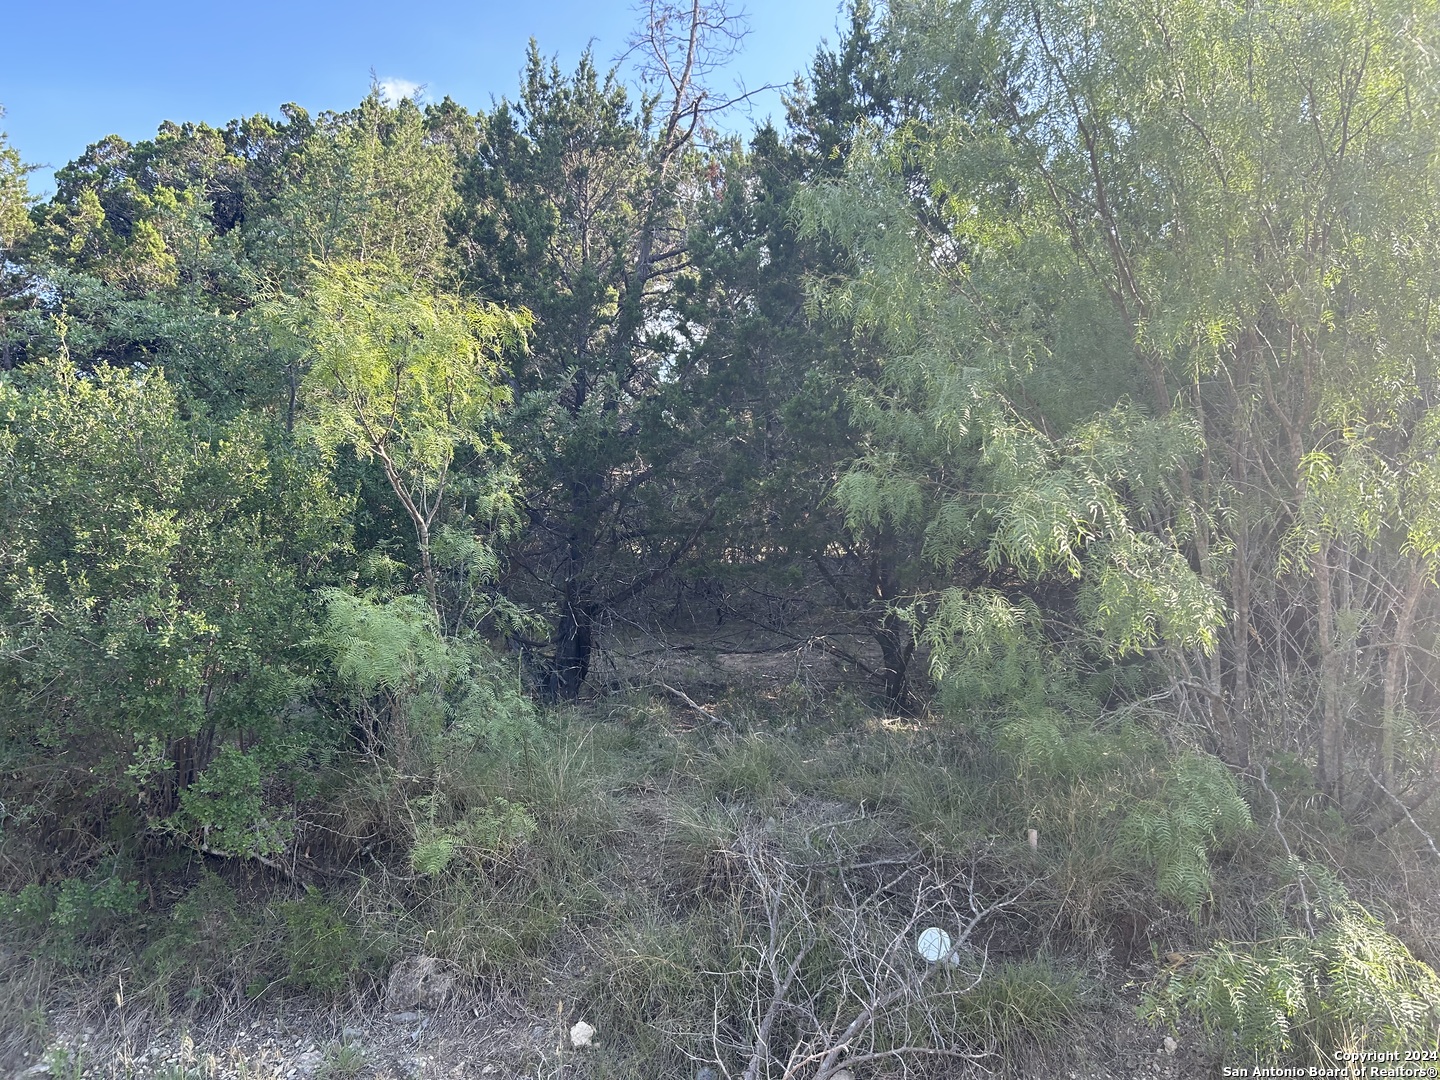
[385,955,455,1011]
[569,1020,596,1048]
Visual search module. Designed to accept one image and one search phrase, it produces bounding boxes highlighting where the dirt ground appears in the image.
[8,984,1209,1080]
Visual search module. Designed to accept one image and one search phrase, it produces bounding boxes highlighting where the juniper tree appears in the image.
[0,106,35,370]
[675,5,932,706]
[452,1,753,698]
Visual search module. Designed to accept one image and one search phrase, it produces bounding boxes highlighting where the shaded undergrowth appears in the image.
[3,677,1439,1077]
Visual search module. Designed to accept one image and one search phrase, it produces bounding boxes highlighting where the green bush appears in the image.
[278,886,380,995]
[9,872,141,959]
[1144,868,1440,1063]
[1121,753,1253,917]
[0,360,351,863]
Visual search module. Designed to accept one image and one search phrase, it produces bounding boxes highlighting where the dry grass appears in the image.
[3,655,1439,1077]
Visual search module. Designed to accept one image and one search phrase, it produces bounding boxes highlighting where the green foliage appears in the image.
[282,261,525,481]
[701,732,803,806]
[32,145,181,292]
[319,589,538,756]
[409,796,537,876]
[0,106,36,372]
[137,873,387,1008]
[322,590,451,701]
[0,359,349,859]
[454,40,734,698]
[802,155,1226,654]
[922,587,1158,782]
[0,107,33,256]
[278,886,379,995]
[996,707,1112,781]
[925,587,1045,704]
[1145,873,1440,1063]
[5,10,1440,1063]
[176,745,295,858]
[41,1047,87,1080]
[1121,754,1253,917]
[19,269,267,403]
[273,260,528,614]
[11,874,141,942]
[318,586,541,876]
[250,92,459,282]
[800,0,1440,792]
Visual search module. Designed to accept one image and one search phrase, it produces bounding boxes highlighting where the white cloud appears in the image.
[378,77,424,105]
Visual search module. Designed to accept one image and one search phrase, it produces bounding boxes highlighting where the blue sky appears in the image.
[1,0,848,196]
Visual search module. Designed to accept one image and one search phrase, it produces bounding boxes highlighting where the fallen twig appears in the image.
[657,682,734,731]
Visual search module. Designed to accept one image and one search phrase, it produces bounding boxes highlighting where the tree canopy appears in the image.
[3,0,1440,1068]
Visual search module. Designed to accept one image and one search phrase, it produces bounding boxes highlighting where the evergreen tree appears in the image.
[453,8,743,697]
[0,106,36,370]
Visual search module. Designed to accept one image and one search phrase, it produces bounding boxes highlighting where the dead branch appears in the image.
[697,824,1010,1079]
[1365,766,1440,864]
[657,681,734,731]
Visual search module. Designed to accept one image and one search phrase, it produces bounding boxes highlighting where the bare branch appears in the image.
[685,826,1017,1078]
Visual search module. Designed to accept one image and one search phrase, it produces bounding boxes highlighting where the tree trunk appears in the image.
[1181,374,1229,755]
[1223,333,1257,768]
[417,518,439,627]
[552,592,595,701]
[1380,560,1426,790]
[870,528,914,711]
[1229,538,1253,768]
[876,612,916,711]
[551,471,602,700]
[1314,539,1344,805]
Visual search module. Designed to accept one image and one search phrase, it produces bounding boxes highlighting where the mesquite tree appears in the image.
[273,262,528,624]
[802,0,1440,809]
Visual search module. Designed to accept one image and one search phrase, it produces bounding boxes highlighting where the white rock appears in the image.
[569,1020,596,1048]
[1163,1035,1178,1054]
